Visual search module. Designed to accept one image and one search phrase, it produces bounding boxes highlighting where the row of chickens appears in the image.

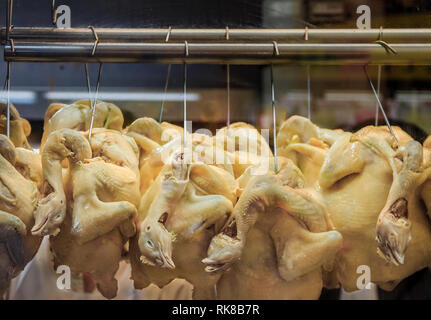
[1,99,431,299]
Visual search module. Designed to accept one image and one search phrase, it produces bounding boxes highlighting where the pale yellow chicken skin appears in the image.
[278,116,431,292]
[0,134,42,298]
[33,128,140,299]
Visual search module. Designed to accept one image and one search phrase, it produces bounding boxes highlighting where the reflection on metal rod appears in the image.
[159,64,172,123]
[270,64,277,173]
[364,65,398,145]
[227,63,230,129]
[5,42,431,65]
[6,62,11,138]
[88,63,103,142]
[307,65,311,120]
[375,65,382,126]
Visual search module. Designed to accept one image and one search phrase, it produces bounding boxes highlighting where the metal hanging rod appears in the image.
[4,42,431,65]
[2,28,431,44]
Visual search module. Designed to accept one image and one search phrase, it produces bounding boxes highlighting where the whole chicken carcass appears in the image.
[130,141,237,299]
[277,116,431,292]
[215,122,273,178]
[125,117,183,194]
[319,125,431,291]
[32,128,140,298]
[0,103,32,149]
[277,115,344,187]
[41,100,124,148]
[203,157,343,299]
[0,134,42,298]
[421,136,431,225]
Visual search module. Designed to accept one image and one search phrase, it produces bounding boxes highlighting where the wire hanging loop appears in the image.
[226,63,231,129]
[183,62,187,148]
[88,63,103,143]
[159,64,172,123]
[52,0,57,25]
[5,62,12,138]
[183,41,189,148]
[89,26,100,56]
[375,65,382,126]
[375,26,397,55]
[159,27,173,123]
[6,0,14,41]
[272,41,280,56]
[270,64,278,173]
[363,65,398,145]
[307,65,311,120]
[165,26,172,42]
[6,0,15,53]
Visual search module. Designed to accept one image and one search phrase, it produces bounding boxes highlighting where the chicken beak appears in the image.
[159,248,175,269]
[31,215,49,236]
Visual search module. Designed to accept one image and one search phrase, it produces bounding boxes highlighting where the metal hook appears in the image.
[183,63,188,147]
[89,26,99,56]
[5,62,11,138]
[52,0,57,25]
[159,64,172,123]
[159,27,173,123]
[84,63,92,105]
[307,65,311,120]
[363,65,398,145]
[226,63,230,129]
[88,63,103,142]
[6,0,14,42]
[184,41,189,57]
[165,26,172,42]
[375,65,382,126]
[6,0,14,53]
[304,26,309,41]
[270,64,278,173]
[272,41,280,56]
[226,27,231,130]
[375,26,397,55]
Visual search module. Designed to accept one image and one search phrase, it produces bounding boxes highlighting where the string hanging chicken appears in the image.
[32,128,140,298]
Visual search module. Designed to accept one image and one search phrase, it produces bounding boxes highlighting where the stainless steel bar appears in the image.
[5,42,431,65]
[3,28,431,44]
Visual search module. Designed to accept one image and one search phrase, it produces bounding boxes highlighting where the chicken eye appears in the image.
[146,240,154,248]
